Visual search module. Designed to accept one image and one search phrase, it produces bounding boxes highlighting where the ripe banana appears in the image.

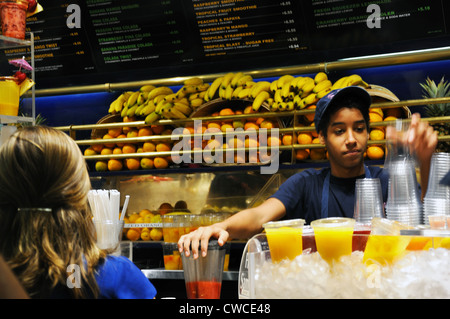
[331,76,348,90]
[345,74,370,88]
[140,101,156,116]
[121,105,128,118]
[140,85,156,92]
[148,87,173,100]
[225,85,234,100]
[155,100,172,114]
[221,72,235,89]
[164,93,178,103]
[313,80,332,94]
[281,82,291,99]
[190,98,204,108]
[237,75,253,87]
[232,86,244,99]
[245,81,256,88]
[303,93,319,106]
[137,93,146,105]
[274,89,283,103]
[219,86,227,99]
[237,88,251,99]
[145,111,160,124]
[270,80,278,93]
[290,76,303,89]
[169,107,188,119]
[250,81,271,99]
[294,77,314,92]
[314,72,328,84]
[208,76,223,100]
[126,91,140,107]
[277,75,295,89]
[286,101,295,111]
[252,90,270,111]
[230,72,245,88]
[316,87,332,99]
[270,101,279,112]
[278,102,287,111]
[154,94,167,105]
[301,79,316,95]
[127,104,138,117]
[184,77,203,86]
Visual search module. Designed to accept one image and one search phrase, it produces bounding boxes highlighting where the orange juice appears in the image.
[0,76,20,116]
[363,235,411,265]
[263,219,305,263]
[311,217,355,264]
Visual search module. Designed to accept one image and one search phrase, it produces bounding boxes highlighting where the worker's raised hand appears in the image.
[178,224,229,259]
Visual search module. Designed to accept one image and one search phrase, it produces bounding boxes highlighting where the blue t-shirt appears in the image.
[271,166,389,225]
[95,255,157,299]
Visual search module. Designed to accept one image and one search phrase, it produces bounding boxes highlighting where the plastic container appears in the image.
[181,240,228,299]
[0,0,28,39]
[262,218,305,262]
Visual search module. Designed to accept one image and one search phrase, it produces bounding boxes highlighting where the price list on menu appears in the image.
[2,1,96,78]
[190,0,308,58]
[84,0,191,71]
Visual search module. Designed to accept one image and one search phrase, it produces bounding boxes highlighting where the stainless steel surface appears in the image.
[141,269,239,281]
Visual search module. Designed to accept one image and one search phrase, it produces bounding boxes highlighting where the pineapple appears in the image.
[420,76,450,152]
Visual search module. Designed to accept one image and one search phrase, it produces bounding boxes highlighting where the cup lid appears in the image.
[310,217,355,228]
[262,218,305,229]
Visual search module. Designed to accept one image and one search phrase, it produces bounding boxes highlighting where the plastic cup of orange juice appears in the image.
[311,217,355,264]
[263,219,305,263]
[0,0,28,40]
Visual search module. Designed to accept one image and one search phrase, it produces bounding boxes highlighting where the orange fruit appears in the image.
[310,123,319,138]
[369,129,385,141]
[150,228,163,241]
[207,122,221,131]
[369,108,383,118]
[221,123,234,132]
[161,128,173,136]
[295,149,310,160]
[304,105,316,122]
[156,142,171,152]
[140,157,154,169]
[205,139,222,150]
[138,126,153,137]
[255,117,265,126]
[102,134,116,148]
[196,124,207,134]
[116,134,127,147]
[219,108,235,116]
[366,145,385,160]
[297,132,313,145]
[95,161,108,172]
[282,134,293,145]
[113,147,122,154]
[260,120,276,129]
[122,143,137,154]
[126,229,140,241]
[101,147,113,155]
[108,127,122,138]
[142,142,156,152]
[151,124,165,134]
[227,137,244,149]
[154,157,169,169]
[384,116,398,122]
[267,136,281,147]
[128,213,140,223]
[245,137,259,148]
[139,209,153,218]
[369,112,383,123]
[107,159,123,171]
[125,158,140,170]
[127,128,139,138]
[91,140,104,153]
[136,146,143,153]
[244,122,259,131]
[140,230,151,241]
[84,147,97,156]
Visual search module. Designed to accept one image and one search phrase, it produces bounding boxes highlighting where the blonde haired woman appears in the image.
[0,126,156,299]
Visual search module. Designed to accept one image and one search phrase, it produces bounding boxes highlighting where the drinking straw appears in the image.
[120,195,130,221]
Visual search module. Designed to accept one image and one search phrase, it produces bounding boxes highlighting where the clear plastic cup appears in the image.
[428,215,447,230]
[353,178,385,223]
[363,218,411,265]
[181,240,228,299]
[93,219,124,254]
[0,0,28,39]
[310,217,355,264]
[163,242,182,270]
[262,218,305,263]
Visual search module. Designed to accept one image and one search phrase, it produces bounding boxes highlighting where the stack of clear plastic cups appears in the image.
[385,158,422,226]
[423,152,450,225]
[353,178,385,223]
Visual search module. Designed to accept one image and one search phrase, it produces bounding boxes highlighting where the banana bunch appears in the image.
[204,72,255,102]
[330,74,370,90]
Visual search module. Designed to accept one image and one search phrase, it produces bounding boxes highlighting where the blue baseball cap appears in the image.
[314,86,371,133]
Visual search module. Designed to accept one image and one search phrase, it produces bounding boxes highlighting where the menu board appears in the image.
[1,0,449,88]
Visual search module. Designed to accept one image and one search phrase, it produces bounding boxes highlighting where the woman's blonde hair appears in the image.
[0,126,105,298]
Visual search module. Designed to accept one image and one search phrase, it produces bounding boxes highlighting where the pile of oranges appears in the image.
[85,116,174,171]
[123,208,163,242]
[179,105,282,164]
